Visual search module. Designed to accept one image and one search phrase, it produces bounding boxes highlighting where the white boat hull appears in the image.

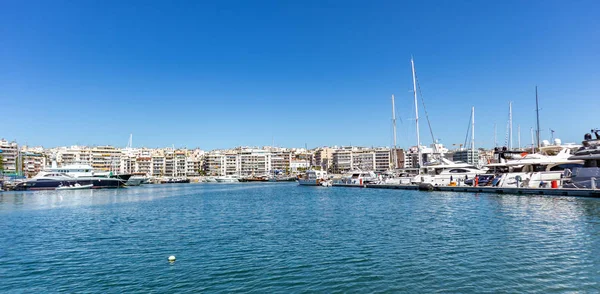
[298,179,321,186]
[56,184,93,190]
[126,178,145,186]
[215,178,239,183]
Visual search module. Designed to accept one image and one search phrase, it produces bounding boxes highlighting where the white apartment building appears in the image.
[374,148,391,172]
[405,143,450,168]
[239,148,270,176]
[21,151,46,178]
[330,147,395,173]
[0,139,19,174]
[289,159,309,172]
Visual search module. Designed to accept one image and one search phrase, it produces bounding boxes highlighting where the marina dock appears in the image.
[363,184,600,198]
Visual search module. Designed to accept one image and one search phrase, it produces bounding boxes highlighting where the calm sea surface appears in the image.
[1,183,599,292]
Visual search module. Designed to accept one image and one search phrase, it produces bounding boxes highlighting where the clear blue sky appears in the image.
[1,0,598,150]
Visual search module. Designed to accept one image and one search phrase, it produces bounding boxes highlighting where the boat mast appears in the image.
[391,94,398,170]
[127,134,133,149]
[471,106,475,165]
[535,86,541,150]
[411,56,422,168]
[518,125,521,150]
[530,127,535,152]
[509,101,513,150]
[494,123,497,147]
[172,144,175,178]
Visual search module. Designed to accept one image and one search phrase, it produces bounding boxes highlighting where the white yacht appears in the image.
[485,141,582,188]
[204,176,218,183]
[556,130,600,188]
[35,163,134,184]
[215,175,240,183]
[125,175,148,186]
[35,163,95,178]
[337,170,379,185]
[298,170,328,186]
[412,161,488,186]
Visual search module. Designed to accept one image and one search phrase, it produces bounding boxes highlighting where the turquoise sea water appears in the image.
[1,183,599,292]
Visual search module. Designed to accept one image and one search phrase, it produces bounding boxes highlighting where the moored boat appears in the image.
[14,174,124,191]
[563,129,600,189]
[56,183,93,190]
[336,170,379,186]
[298,170,328,186]
[215,175,240,183]
[160,177,190,184]
[240,175,269,182]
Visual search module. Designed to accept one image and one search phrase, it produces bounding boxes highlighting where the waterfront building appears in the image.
[352,149,376,171]
[391,148,406,169]
[313,147,334,171]
[203,151,225,176]
[91,146,122,171]
[374,148,392,172]
[0,138,423,178]
[151,151,165,177]
[330,147,396,173]
[452,149,480,165]
[135,153,152,175]
[290,159,310,172]
[239,148,269,176]
[270,150,291,173]
[174,150,187,177]
[332,148,353,173]
[405,143,449,168]
[0,139,19,174]
[21,151,47,178]
[185,148,204,177]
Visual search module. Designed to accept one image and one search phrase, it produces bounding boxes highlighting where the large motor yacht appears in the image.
[563,129,600,189]
[14,173,124,191]
[485,141,582,188]
[412,162,488,186]
[14,163,126,190]
[337,170,379,185]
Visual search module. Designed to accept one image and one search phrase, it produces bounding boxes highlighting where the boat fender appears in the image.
[418,183,434,191]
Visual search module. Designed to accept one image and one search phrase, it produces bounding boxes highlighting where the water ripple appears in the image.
[1,183,600,292]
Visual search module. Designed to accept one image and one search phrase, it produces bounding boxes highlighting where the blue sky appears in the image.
[1,0,598,150]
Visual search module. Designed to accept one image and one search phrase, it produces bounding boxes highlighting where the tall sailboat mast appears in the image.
[530,127,535,151]
[509,102,513,150]
[494,123,497,147]
[518,125,521,150]
[471,107,475,165]
[535,86,541,150]
[411,57,422,168]
[391,94,398,170]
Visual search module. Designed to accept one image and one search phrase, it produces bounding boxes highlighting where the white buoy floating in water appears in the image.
[168,255,176,262]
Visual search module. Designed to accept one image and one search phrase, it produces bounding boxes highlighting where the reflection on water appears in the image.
[0,183,280,212]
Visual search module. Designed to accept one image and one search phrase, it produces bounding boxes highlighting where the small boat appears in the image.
[321,180,332,187]
[269,175,297,182]
[160,177,191,184]
[215,175,240,183]
[240,175,269,182]
[298,170,328,186]
[56,183,93,190]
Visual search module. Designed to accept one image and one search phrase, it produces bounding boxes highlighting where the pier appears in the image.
[362,184,600,198]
